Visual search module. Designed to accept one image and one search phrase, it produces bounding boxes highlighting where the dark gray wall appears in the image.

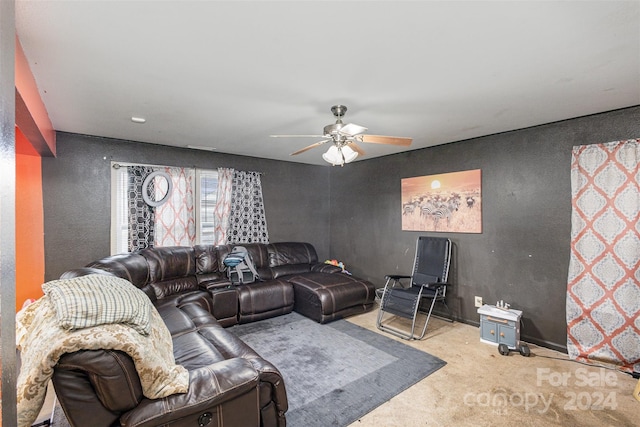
[42,132,331,280]
[43,107,640,352]
[328,106,640,351]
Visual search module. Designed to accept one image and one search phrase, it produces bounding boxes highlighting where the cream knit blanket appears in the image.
[16,296,189,427]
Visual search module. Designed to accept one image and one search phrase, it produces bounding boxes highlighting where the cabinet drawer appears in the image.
[480,314,517,328]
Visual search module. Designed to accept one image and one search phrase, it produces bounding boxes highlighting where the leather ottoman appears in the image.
[288,272,375,323]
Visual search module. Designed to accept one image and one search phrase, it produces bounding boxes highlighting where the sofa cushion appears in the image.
[140,246,196,283]
[42,274,151,335]
[194,245,220,275]
[155,302,259,368]
[267,242,318,267]
[148,276,200,300]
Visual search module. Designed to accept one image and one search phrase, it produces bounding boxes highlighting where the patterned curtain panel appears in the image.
[154,167,196,247]
[213,168,234,245]
[226,170,269,244]
[127,166,156,251]
[567,139,640,373]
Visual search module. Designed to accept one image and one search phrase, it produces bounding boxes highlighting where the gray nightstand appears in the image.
[478,304,522,350]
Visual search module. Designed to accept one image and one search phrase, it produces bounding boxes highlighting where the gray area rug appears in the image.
[230,312,446,427]
[52,312,445,427]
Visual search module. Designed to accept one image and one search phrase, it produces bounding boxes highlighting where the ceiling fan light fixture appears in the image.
[322,145,342,165]
[341,145,358,163]
[322,145,358,166]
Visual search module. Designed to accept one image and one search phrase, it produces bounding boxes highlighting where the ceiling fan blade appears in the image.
[270,134,325,138]
[290,140,330,156]
[347,142,365,156]
[339,123,368,136]
[360,134,413,146]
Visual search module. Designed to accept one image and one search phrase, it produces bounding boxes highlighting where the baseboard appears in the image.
[429,310,568,354]
[520,335,568,353]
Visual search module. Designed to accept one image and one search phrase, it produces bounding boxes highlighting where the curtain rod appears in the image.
[111,162,264,175]
[111,161,176,169]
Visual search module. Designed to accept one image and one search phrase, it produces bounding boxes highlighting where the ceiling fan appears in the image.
[270,105,412,166]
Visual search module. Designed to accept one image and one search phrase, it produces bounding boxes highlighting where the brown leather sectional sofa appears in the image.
[55,242,376,427]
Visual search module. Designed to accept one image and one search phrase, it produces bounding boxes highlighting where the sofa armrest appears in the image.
[311,263,343,274]
[270,263,311,278]
[199,279,234,291]
[245,357,288,416]
[171,291,214,314]
[60,267,117,279]
[119,358,259,427]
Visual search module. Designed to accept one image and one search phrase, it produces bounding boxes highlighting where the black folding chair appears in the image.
[376,236,452,340]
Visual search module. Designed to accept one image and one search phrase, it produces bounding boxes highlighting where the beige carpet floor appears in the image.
[346,309,639,427]
[37,308,639,427]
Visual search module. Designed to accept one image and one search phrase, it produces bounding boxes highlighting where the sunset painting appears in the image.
[401,169,482,233]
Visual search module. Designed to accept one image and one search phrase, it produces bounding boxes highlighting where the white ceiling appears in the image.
[15,1,640,166]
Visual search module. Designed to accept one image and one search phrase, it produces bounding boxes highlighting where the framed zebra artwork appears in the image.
[401,169,482,233]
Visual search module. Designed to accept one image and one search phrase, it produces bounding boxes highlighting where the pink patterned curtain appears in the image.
[567,139,640,373]
[213,168,234,245]
[154,167,196,247]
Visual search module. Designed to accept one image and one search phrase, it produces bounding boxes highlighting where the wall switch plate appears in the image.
[474,296,483,307]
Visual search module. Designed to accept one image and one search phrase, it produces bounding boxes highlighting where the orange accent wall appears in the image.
[15,35,51,309]
[15,127,45,307]
[15,36,55,155]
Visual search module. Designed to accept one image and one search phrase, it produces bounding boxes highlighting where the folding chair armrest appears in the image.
[385,274,412,280]
[422,282,450,289]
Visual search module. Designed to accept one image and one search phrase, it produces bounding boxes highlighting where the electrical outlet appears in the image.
[474,296,483,307]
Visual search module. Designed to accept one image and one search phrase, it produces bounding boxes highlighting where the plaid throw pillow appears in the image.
[42,274,151,335]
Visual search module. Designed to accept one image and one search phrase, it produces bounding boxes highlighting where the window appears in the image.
[112,166,129,254]
[196,169,218,245]
[110,163,218,254]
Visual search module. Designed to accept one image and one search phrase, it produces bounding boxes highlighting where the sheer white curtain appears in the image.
[213,168,234,245]
[567,139,640,373]
[154,167,196,247]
